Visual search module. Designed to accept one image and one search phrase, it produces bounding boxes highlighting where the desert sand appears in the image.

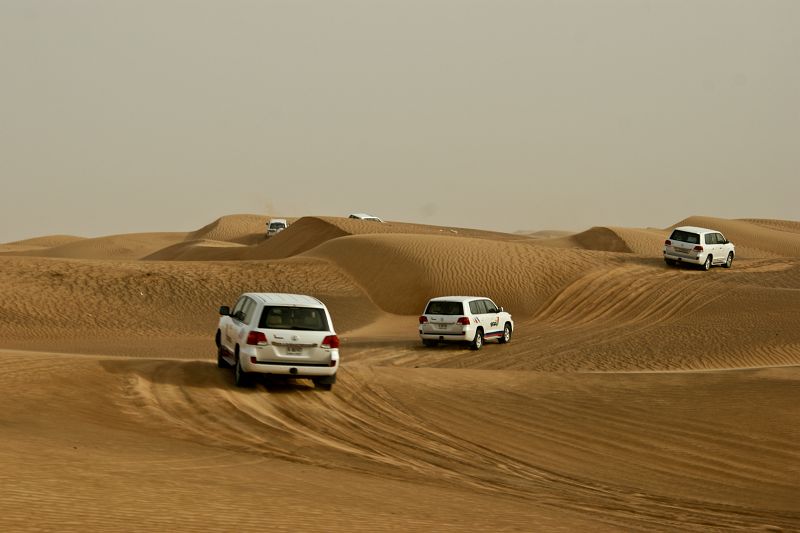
[1,214,798,532]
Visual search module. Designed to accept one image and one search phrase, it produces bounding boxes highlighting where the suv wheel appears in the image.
[471,328,484,351]
[313,376,335,391]
[234,351,250,388]
[702,255,712,271]
[499,323,512,344]
[724,252,734,269]
[216,331,229,368]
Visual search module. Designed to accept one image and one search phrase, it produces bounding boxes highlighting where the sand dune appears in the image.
[741,218,800,234]
[532,215,800,260]
[536,226,636,253]
[185,213,274,243]
[141,216,530,262]
[1,232,189,260]
[515,229,575,239]
[535,225,672,257]
[1,214,799,532]
[305,232,623,316]
[0,234,85,253]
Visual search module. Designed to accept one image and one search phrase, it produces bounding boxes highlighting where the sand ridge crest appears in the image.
[142,216,531,262]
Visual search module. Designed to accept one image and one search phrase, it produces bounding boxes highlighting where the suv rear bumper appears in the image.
[663,251,703,264]
[420,332,473,342]
[239,348,338,377]
[243,360,337,377]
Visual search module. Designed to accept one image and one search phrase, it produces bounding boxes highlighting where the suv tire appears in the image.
[499,323,512,344]
[234,351,251,388]
[724,252,734,269]
[216,331,229,368]
[471,328,484,351]
[702,255,712,271]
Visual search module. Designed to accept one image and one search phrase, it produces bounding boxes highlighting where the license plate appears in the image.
[287,345,303,355]
[437,324,448,329]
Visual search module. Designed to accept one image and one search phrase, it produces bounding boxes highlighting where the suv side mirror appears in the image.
[219,306,230,316]
[499,306,504,313]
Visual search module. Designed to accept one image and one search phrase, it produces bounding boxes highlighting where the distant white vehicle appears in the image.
[663,226,735,270]
[216,293,339,390]
[266,218,288,237]
[418,296,513,350]
[348,213,384,223]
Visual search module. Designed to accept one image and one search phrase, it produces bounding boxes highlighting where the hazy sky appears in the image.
[1,0,798,242]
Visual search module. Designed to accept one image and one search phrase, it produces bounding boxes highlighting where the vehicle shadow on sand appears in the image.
[99,358,319,394]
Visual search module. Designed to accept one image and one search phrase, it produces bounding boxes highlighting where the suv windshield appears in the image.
[425,301,463,315]
[259,306,329,331]
[669,230,700,245]
[269,223,285,230]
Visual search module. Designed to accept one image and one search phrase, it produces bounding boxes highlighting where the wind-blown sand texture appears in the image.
[1,215,798,532]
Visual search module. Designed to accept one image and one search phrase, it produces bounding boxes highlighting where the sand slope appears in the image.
[1,232,189,260]
[1,214,799,532]
[305,232,623,316]
[0,235,84,253]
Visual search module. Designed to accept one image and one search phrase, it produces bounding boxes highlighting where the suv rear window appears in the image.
[669,230,700,245]
[425,301,464,315]
[259,306,329,331]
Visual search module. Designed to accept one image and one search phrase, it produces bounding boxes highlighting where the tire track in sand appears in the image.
[115,359,800,532]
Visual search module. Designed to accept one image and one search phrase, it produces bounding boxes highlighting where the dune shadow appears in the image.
[413,342,475,352]
[623,255,706,271]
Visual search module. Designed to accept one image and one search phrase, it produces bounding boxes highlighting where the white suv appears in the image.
[418,296,513,350]
[348,213,384,223]
[663,226,735,270]
[216,293,339,390]
[266,218,288,237]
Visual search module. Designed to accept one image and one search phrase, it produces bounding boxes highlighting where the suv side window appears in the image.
[716,233,726,244]
[231,296,256,323]
[704,233,715,245]
[241,298,257,324]
[231,296,248,321]
[483,300,498,313]
[469,300,483,314]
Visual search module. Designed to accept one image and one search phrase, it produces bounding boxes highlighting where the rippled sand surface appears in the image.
[1,215,798,531]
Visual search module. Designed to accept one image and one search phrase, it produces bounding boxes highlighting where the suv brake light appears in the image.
[418,315,428,324]
[456,317,471,326]
[321,335,340,349]
[246,331,268,346]
[693,245,704,252]
[664,239,671,245]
